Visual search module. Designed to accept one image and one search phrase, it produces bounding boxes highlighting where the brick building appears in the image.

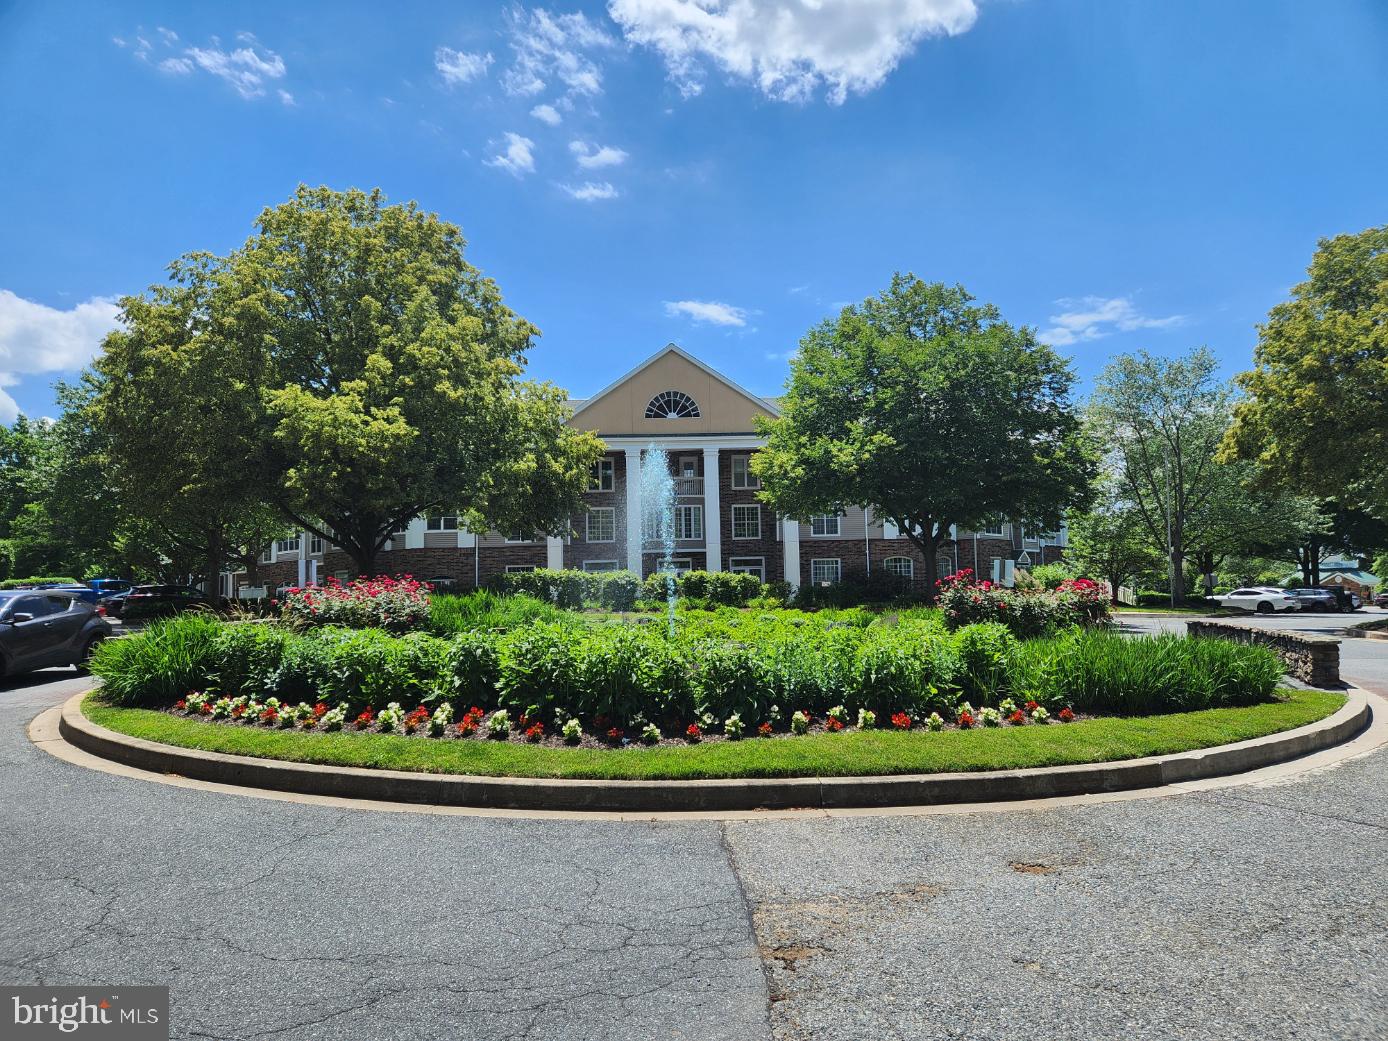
[241,345,1065,593]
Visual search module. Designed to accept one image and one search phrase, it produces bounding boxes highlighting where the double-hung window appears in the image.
[731,504,761,540]
[586,507,616,543]
[810,513,841,537]
[589,458,614,492]
[674,505,703,541]
[427,514,459,531]
[731,455,760,489]
[810,559,842,585]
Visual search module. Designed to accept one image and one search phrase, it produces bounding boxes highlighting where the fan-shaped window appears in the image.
[645,390,700,419]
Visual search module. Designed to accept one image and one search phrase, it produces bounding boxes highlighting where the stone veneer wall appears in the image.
[1186,619,1341,689]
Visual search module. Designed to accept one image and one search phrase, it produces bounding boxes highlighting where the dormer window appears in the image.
[645,390,700,419]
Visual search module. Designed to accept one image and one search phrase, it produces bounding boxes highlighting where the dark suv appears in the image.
[0,590,111,679]
[1286,587,1340,612]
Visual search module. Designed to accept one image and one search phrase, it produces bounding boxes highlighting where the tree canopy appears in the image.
[752,274,1095,598]
[92,185,603,577]
[1222,224,1388,517]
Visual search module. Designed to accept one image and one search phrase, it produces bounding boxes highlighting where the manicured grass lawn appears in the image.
[83,689,1343,781]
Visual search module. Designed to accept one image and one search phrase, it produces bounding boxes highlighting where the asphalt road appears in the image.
[2,630,1386,1040]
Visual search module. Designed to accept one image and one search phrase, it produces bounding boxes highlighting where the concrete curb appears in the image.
[59,691,1371,814]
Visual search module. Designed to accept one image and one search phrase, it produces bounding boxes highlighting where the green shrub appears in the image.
[212,623,290,695]
[692,641,778,722]
[847,626,959,716]
[495,622,585,720]
[1028,562,1076,590]
[0,576,80,589]
[1010,631,1283,714]
[90,614,224,706]
[443,631,501,707]
[576,626,690,724]
[953,622,1017,703]
[429,590,565,634]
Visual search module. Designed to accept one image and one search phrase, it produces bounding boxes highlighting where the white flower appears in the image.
[1031,706,1050,724]
[487,709,511,737]
[979,707,1001,727]
[790,710,810,735]
[641,722,662,745]
[857,708,876,729]
[562,717,583,744]
[827,704,848,723]
[321,707,346,731]
[926,712,945,732]
[723,713,745,739]
[430,703,454,736]
[998,698,1017,716]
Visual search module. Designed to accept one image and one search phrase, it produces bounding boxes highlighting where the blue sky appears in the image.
[1,0,1385,422]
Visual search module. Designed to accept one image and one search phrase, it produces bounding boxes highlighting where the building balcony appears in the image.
[673,476,703,496]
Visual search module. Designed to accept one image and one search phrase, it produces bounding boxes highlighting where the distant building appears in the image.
[236,345,1065,593]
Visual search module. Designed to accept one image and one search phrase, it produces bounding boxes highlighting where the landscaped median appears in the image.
[64,688,1360,812]
[67,581,1364,811]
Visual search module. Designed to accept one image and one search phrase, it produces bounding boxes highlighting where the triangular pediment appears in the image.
[567,344,779,436]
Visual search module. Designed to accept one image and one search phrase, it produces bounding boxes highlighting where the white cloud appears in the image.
[531,102,563,125]
[608,0,979,103]
[435,46,494,86]
[569,140,628,169]
[486,132,537,176]
[185,39,287,98]
[0,290,122,423]
[1037,296,1186,347]
[561,181,619,201]
[503,6,614,98]
[664,299,748,326]
[118,28,289,100]
[277,89,295,106]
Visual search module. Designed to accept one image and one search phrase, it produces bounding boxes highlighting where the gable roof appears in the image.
[567,343,781,420]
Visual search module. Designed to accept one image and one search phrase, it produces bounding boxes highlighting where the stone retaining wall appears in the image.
[1186,620,1341,688]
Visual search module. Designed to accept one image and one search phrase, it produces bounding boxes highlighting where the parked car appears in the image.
[97,590,132,617]
[46,584,102,604]
[1285,587,1341,612]
[1206,587,1299,614]
[88,578,134,598]
[0,590,111,678]
[120,585,216,620]
[1315,586,1361,613]
[1375,590,1388,608]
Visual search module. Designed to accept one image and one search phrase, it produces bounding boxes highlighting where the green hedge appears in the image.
[0,576,80,589]
[92,613,1285,728]
[501,568,643,610]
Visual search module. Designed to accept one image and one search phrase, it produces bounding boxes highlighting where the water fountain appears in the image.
[638,446,679,637]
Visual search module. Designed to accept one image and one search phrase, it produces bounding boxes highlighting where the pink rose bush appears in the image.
[936,569,1110,637]
[281,575,431,632]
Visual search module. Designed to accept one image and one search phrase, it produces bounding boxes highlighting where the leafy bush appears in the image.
[91,614,224,706]
[0,576,80,589]
[937,569,1109,636]
[640,570,766,609]
[429,590,565,634]
[1011,630,1283,714]
[501,568,644,611]
[1028,562,1076,590]
[953,622,1017,703]
[94,609,1285,727]
[281,576,431,632]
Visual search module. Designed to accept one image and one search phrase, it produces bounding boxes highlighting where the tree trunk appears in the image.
[203,530,224,601]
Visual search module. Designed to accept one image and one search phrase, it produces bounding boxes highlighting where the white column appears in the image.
[782,515,800,589]
[404,517,426,549]
[624,447,643,575]
[702,447,722,573]
[296,531,308,588]
[546,536,565,570]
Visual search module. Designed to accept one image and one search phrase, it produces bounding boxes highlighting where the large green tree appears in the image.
[94,186,602,578]
[1222,224,1388,516]
[1088,348,1239,602]
[1065,481,1163,604]
[752,275,1095,599]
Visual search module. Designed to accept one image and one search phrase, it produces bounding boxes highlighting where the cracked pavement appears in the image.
[2,668,1385,1040]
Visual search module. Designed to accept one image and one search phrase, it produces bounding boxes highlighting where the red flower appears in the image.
[1058,707,1075,722]
[526,722,546,742]
[1007,709,1026,725]
[958,711,975,729]
[458,719,478,737]
[605,726,624,743]
[890,712,912,730]
[313,702,328,718]
[825,717,844,732]
[758,722,773,737]
[685,723,702,742]
[199,703,212,715]
[173,699,186,712]
[1025,700,1039,712]
[355,709,374,729]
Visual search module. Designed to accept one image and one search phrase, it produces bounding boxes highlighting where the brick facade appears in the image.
[718,450,782,582]
[566,451,628,573]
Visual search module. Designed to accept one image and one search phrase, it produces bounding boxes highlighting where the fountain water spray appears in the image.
[638,446,678,637]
